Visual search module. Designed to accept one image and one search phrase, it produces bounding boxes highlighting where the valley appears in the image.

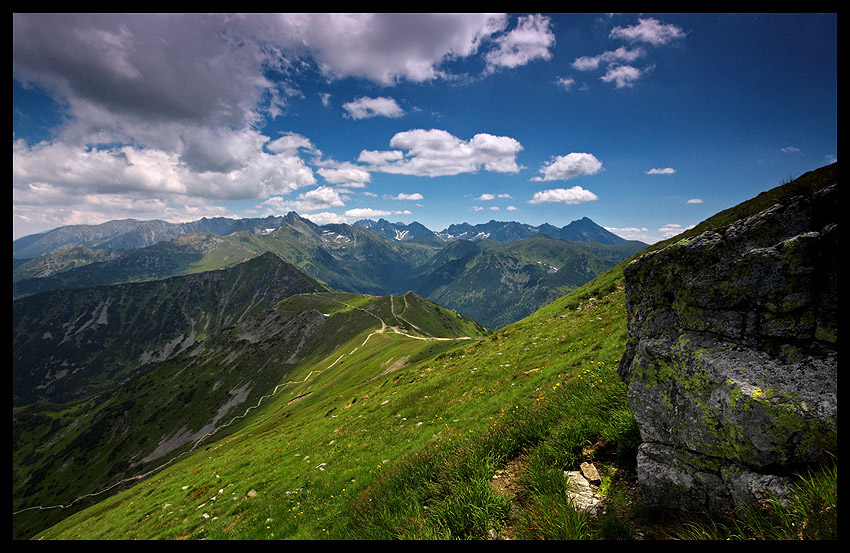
[13,215,646,330]
[12,164,839,540]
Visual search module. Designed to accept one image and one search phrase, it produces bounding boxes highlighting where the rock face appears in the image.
[617,168,838,513]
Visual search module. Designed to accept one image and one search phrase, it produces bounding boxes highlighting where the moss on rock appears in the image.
[618,166,838,512]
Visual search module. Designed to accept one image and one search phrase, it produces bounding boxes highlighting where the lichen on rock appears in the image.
[617,165,838,513]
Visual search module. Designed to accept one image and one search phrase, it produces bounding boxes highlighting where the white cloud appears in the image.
[301,211,349,225]
[13,194,230,240]
[359,129,523,177]
[532,152,603,182]
[267,132,319,156]
[344,208,393,218]
[605,226,651,241]
[13,132,318,205]
[555,77,575,90]
[391,192,424,201]
[572,46,646,71]
[267,13,508,84]
[781,146,800,153]
[12,14,294,132]
[257,185,345,215]
[600,64,649,88]
[529,186,598,205]
[658,223,694,238]
[11,13,527,238]
[506,205,517,211]
[304,207,412,224]
[686,198,703,204]
[485,14,555,71]
[605,223,695,244]
[646,167,676,175]
[568,17,682,90]
[476,193,511,200]
[609,18,686,46]
[342,96,405,119]
[317,163,372,187]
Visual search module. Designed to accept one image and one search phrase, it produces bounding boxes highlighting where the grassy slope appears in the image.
[28,261,633,539]
[24,163,838,540]
[14,291,488,540]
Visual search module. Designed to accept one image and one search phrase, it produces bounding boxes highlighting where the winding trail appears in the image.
[14,293,474,517]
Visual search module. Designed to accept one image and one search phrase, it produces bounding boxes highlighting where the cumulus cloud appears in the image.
[13,132,318,207]
[391,192,424,200]
[485,14,555,71]
[267,132,320,156]
[529,186,599,205]
[256,185,345,215]
[572,46,646,71]
[532,153,603,181]
[605,226,650,241]
[358,129,523,177]
[646,167,676,175]
[476,193,511,200]
[14,13,553,237]
[342,96,405,119]
[658,223,694,238]
[317,162,372,187]
[345,207,399,218]
[600,63,650,88]
[268,13,509,84]
[567,16,683,89]
[686,198,703,204]
[301,211,350,225]
[12,14,303,134]
[555,77,576,90]
[609,17,686,46]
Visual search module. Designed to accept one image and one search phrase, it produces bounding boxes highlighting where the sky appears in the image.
[12,13,837,244]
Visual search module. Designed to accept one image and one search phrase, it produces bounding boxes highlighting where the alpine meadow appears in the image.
[13,13,836,541]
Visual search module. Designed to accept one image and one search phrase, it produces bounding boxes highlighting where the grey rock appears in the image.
[564,471,604,516]
[618,170,838,513]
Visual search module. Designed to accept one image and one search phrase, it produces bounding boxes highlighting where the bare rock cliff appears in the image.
[617,167,838,512]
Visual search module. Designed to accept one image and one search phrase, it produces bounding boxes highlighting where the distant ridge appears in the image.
[15,214,628,259]
[432,217,625,245]
[12,252,326,406]
[12,215,299,259]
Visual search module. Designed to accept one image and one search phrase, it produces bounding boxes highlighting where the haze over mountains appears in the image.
[13,214,630,259]
[12,163,839,540]
[13,214,645,329]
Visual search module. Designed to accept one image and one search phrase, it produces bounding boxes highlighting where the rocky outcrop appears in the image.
[617,166,838,513]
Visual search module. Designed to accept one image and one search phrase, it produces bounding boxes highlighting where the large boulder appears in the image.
[617,167,838,512]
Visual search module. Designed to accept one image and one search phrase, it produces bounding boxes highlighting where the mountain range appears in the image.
[13,214,646,329]
[13,214,630,260]
[13,254,490,539]
[11,163,839,540]
[13,252,329,406]
[352,216,626,245]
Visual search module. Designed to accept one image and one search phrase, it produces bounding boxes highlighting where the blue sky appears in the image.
[12,13,837,243]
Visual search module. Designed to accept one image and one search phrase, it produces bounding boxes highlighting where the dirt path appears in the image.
[16,294,473,517]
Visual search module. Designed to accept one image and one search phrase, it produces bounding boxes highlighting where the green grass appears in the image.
[19,164,840,540]
[668,460,838,540]
[28,268,836,540]
[29,275,634,540]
